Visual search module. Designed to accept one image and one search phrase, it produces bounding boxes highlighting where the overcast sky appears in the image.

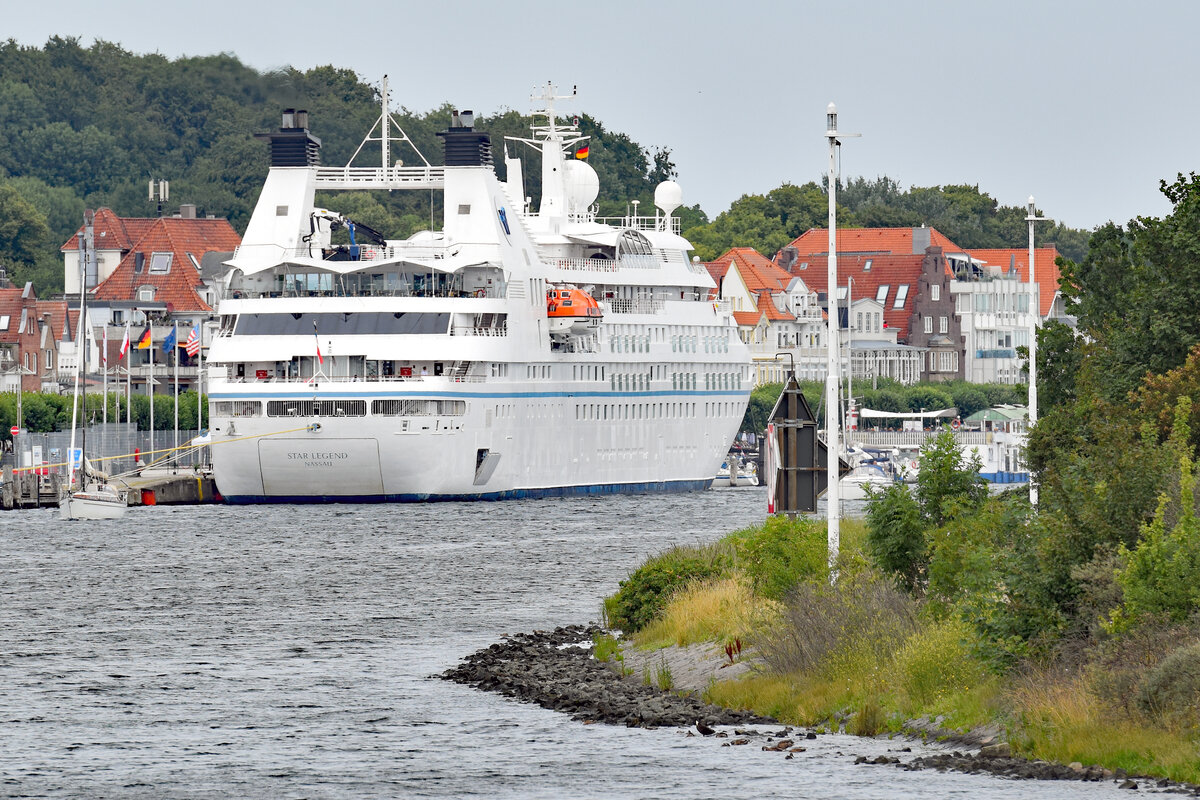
[7,0,1197,230]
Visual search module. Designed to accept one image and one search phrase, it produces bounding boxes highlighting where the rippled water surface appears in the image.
[3,490,1136,798]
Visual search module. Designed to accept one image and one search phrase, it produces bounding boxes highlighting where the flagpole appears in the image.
[173,323,179,459]
[125,323,131,430]
[148,320,154,463]
[102,324,108,425]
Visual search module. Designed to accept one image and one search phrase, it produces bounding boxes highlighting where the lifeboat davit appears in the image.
[547,285,602,334]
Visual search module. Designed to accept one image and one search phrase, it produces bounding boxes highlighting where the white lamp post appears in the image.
[825,103,858,579]
[1026,196,1046,507]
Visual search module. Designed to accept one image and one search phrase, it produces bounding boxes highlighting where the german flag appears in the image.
[135,325,152,349]
[575,145,589,160]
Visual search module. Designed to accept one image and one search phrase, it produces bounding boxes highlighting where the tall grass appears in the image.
[1011,673,1200,783]
[633,576,764,650]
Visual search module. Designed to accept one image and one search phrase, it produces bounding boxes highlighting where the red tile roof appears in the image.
[732,310,764,327]
[784,227,963,258]
[60,207,156,253]
[0,288,26,344]
[34,300,70,343]
[966,247,1062,317]
[788,253,926,340]
[715,247,795,293]
[85,215,240,312]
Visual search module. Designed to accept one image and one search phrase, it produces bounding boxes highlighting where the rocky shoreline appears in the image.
[443,626,1200,794]
[441,624,772,729]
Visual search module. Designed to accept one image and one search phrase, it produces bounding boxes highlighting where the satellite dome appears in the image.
[563,160,599,213]
[654,180,683,216]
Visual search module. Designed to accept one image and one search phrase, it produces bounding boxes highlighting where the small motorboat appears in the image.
[547,285,602,334]
[715,456,759,487]
[839,463,895,500]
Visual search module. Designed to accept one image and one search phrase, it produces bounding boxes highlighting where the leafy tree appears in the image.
[916,429,986,528]
[864,482,925,593]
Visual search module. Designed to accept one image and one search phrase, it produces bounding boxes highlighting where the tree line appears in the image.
[0,38,1094,298]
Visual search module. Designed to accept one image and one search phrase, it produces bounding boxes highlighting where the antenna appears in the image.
[149,179,169,218]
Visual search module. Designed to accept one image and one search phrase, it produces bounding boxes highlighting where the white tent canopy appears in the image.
[858,407,957,419]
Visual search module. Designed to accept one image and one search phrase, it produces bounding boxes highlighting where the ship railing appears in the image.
[451,325,508,337]
[313,165,446,190]
[606,298,665,315]
[221,372,489,384]
[555,254,661,273]
[223,284,508,300]
[594,214,681,234]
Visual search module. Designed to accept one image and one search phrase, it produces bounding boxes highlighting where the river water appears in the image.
[2,489,1135,798]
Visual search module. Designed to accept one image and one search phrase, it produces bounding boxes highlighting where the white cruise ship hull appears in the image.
[210,381,745,502]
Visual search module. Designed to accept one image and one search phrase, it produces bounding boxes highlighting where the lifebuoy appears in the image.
[952,418,961,430]
[475,289,485,298]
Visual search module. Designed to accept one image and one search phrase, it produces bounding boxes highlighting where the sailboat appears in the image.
[59,210,126,521]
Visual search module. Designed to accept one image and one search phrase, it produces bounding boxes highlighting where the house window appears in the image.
[138,287,155,301]
[46,350,52,369]
[931,284,940,302]
[875,285,889,304]
[149,252,173,274]
[0,315,8,331]
[939,316,948,334]
[928,351,937,371]
[923,316,932,334]
[856,312,862,331]
[893,285,909,309]
[187,253,200,269]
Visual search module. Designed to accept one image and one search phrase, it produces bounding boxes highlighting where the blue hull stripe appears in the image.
[980,471,1030,484]
[221,478,714,504]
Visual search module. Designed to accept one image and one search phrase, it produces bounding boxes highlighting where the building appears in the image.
[708,247,826,384]
[0,278,61,393]
[780,226,1060,385]
[61,206,241,394]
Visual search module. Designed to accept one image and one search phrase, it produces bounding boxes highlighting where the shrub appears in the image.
[728,515,828,600]
[1135,642,1200,729]
[603,543,728,632]
[893,618,985,709]
[756,570,918,676]
[865,483,926,593]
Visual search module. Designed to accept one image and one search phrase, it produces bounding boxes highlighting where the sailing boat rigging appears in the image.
[59,209,126,521]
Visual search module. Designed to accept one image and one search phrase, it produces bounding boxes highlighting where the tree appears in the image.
[865,482,926,593]
[916,429,986,528]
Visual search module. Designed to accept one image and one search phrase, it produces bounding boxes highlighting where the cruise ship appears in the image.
[207,83,751,502]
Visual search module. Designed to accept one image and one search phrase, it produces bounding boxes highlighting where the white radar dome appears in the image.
[654,180,683,216]
[563,160,599,213]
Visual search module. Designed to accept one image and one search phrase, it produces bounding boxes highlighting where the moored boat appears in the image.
[206,83,752,503]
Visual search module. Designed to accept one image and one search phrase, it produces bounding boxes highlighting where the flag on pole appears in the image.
[314,321,323,365]
[101,325,108,365]
[136,325,152,349]
[119,322,131,359]
[162,324,177,354]
[185,325,200,357]
[574,145,589,160]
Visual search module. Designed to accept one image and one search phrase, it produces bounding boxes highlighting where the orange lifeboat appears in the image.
[546,285,602,333]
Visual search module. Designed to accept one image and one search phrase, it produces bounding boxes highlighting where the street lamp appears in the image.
[825,103,859,580]
[1026,196,1047,507]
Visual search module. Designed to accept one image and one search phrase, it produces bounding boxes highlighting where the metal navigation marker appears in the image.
[765,376,851,515]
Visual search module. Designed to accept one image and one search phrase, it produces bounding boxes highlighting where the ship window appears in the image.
[276,205,288,216]
[213,400,262,417]
[267,400,366,417]
[458,204,471,214]
[235,312,450,336]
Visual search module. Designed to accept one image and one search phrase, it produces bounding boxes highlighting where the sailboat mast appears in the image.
[66,210,93,489]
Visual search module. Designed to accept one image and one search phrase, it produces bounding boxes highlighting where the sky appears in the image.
[6,0,1198,231]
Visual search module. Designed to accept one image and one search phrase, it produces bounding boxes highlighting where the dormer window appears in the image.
[149,252,173,274]
[138,286,156,302]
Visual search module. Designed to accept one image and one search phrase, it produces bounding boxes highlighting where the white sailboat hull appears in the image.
[59,488,127,520]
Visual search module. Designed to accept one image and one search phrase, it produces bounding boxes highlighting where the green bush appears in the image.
[1135,642,1200,728]
[603,544,728,632]
[728,515,829,600]
[894,618,984,708]
[865,483,926,593]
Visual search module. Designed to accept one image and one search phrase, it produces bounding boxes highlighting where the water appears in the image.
[2,490,1135,798]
